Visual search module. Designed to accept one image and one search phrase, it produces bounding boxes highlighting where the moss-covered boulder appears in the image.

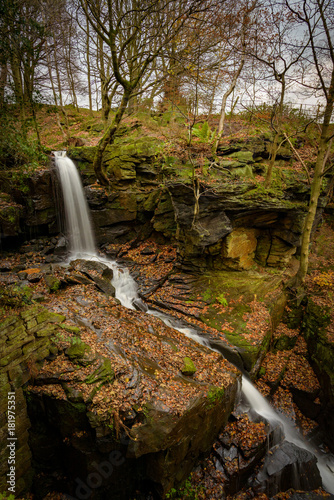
[186,270,285,373]
[24,294,239,499]
[45,274,61,292]
[228,151,255,164]
[102,137,162,185]
[181,357,196,376]
[65,339,96,366]
[0,198,23,237]
[85,358,114,384]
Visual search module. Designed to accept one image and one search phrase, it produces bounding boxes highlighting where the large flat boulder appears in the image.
[24,281,240,498]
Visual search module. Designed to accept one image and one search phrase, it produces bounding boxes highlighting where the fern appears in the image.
[192,121,216,143]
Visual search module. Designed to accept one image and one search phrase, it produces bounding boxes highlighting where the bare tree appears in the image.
[246,0,310,187]
[286,0,334,284]
[0,0,49,141]
[79,0,217,185]
[214,0,258,152]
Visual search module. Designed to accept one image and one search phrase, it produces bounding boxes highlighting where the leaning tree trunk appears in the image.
[297,137,332,284]
[92,89,131,185]
[297,75,334,284]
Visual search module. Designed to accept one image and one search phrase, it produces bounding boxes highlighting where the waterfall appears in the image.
[55,153,334,494]
[54,151,96,257]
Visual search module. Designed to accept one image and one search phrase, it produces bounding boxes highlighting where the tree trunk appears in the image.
[97,34,111,122]
[10,54,24,114]
[208,46,224,117]
[297,102,334,284]
[93,89,132,185]
[86,15,93,115]
[214,54,245,153]
[265,76,286,187]
[297,144,328,284]
[214,92,229,150]
[265,131,279,188]
[0,64,8,108]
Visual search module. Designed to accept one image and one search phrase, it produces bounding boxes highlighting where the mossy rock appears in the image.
[141,189,161,212]
[0,202,22,236]
[304,298,334,404]
[230,165,254,179]
[273,334,297,351]
[0,284,33,308]
[102,137,162,182]
[192,271,283,372]
[207,387,225,408]
[68,146,97,162]
[85,358,114,384]
[218,159,245,169]
[65,340,95,366]
[62,384,84,403]
[152,191,177,237]
[181,357,196,376]
[36,310,66,324]
[104,137,162,161]
[60,324,81,335]
[45,274,61,293]
[228,151,255,164]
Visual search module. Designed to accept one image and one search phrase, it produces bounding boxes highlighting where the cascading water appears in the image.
[54,151,96,257]
[55,152,334,494]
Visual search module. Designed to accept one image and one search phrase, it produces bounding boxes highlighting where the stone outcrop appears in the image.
[0,134,325,276]
[303,298,334,451]
[253,441,322,496]
[24,295,239,498]
[0,169,59,246]
[0,306,65,496]
[212,413,269,494]
[167,181,319,272]
[0,264,240,499]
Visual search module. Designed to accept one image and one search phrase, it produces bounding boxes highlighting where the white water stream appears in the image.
[54,152,334,494]
[55,151,95,256]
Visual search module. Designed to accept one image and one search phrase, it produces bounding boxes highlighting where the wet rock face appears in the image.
[253,441,322,496]
[0,195,23,237]
[0,169,59,248]
[212,414,268,494]
[167,182,309,271]
[0,306,66,496]
[197,408,324,498]
[0,137,321,273]
[0,287,240,499]
[222,228,258,270]
[0,268,239,499]
[303,298,334,452]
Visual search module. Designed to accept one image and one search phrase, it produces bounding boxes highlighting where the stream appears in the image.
[54,151,334,494]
